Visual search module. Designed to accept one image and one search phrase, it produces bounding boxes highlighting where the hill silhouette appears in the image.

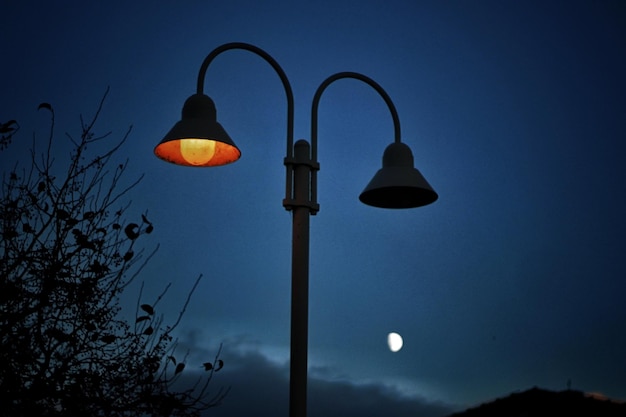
[448,387,626,416]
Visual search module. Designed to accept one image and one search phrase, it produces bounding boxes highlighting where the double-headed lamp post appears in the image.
[154,42,437,417]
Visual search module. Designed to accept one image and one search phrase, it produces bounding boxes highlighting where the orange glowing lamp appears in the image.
[154,93,241,167]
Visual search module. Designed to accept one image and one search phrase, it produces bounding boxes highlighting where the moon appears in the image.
[387,332,403,352]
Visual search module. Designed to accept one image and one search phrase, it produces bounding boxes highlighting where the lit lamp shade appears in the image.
[154,93,241,167]
[359,142,438,208]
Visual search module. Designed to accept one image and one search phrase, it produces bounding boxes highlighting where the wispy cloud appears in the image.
[175,333,459,417]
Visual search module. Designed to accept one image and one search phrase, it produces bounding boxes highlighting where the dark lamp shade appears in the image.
[154,94,241,167]
[359,142,438,208]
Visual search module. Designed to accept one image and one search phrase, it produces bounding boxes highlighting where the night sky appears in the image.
[2,1,625,416]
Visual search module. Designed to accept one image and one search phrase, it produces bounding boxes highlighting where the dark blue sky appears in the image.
[2,1,625,416]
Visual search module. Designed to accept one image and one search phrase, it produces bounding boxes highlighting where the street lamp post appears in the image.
[154,42,437,417]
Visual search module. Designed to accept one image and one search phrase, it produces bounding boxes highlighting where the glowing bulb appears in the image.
[180,139,216,166]
[387,332,403,352]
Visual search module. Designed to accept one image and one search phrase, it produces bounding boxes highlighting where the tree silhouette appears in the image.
[0,118,19,150]
[0,90,229,416]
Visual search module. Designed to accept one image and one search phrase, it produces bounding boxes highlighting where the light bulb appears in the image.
[180,139,216,166]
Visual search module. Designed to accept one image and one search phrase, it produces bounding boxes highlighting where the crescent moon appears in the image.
[387,332,403,352]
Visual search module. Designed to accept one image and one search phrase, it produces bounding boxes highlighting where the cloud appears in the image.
[174,334,458,417]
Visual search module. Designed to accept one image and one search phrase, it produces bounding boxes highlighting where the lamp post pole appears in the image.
[288,139,313,417]
[154,42,438,417]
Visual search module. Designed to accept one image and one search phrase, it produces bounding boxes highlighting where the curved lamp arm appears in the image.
[310,72,402,207]
[196,42,296,207]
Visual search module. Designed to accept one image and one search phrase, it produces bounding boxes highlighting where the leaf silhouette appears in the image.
[140,304,154,315]
[215,359,224,371]
[141,213,151,224]
[145,224,154,234]
[101,334,116,344]
[175,363,185,375]
[88,260,109,275]
[65,218,78,228]
[112,223,121,230]
[202,362,213,371]
[168,356,177,365]
[38,102,53,112]
[124,223,139,240]
[143,326,154,335]
[136,315,150,323]
[46,328,69,342]
[0,120,18,133]
[123,251,133,261]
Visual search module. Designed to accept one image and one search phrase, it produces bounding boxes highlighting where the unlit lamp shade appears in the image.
[359,142,438,208]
